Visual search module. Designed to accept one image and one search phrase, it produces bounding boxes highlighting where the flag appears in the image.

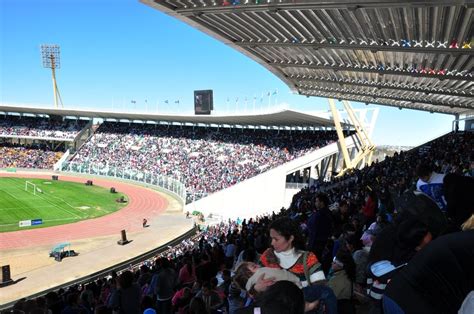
[131,100,136,104]
[267,91,271,96]
[164,100,169,104]
[174,100,179,104]
[272,90,278,95]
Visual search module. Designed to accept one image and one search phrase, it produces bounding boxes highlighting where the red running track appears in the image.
[0,173,168,250]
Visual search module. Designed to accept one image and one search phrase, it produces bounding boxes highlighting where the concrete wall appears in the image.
[185,137,356,220]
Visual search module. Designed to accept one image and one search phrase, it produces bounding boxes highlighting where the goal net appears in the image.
[25,181,40,195]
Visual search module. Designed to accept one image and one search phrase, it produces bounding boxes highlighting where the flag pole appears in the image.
[267,92,271,111]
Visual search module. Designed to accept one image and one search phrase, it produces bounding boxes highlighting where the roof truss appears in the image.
[141,0,474,115]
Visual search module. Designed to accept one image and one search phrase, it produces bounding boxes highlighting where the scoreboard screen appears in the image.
[194,90,213,115]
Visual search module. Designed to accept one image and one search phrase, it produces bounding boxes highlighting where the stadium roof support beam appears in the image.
[236,42,470,56]
[277,64,472,82]
[293,77,472,98]
[141,0,474,115]
[328,98,352,174]
[175,0,470,15]
[342,100,375,166]
[297,87,472,109]
[310,92,463,115]
[329,99,376,176]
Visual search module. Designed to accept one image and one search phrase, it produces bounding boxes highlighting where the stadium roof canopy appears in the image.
[141,0,474,116]
[0,105,343,128]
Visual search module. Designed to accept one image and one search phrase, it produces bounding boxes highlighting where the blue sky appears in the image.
[0,0,454,146]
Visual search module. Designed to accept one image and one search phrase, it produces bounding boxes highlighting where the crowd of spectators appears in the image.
[288,131,473,313]
[0,116,87,140]
[0,142,64,169]
[0,116,86,170]
[6,131,474,314]
[303,131,473,212]
[70,122,339,196]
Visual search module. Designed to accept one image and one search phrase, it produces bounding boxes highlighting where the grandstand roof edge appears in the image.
[139,0,473,116]
[0,105,348,128]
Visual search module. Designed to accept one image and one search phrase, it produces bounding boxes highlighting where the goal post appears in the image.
[25,181,37,195]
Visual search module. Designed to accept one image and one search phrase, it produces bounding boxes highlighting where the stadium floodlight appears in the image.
[41,44,64,108]
[41,44,60,69]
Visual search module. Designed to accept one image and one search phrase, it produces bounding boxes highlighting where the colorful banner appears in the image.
[31,219,43,226]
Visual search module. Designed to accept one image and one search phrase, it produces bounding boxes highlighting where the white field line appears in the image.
[1,187,85,210]
[0,205,57,211]
[46,194,91,216]
[6,178,84,220]
[0,188,26,204]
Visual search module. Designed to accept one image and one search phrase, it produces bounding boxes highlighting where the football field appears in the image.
[0,177,127,232]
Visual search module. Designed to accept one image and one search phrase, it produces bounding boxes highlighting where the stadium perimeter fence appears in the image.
[62,162,186,204]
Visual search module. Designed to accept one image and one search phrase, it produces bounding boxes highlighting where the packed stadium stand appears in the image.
[70,122,340,196]
[0,115,87,140]
[0,143,64,169]
[0,116,91,170]
[3,130,473,314]
[2,0,474,313]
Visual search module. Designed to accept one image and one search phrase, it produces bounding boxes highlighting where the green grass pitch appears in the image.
[0,177,128,232]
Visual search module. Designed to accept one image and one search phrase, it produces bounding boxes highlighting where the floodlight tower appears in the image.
[41,44,64,108]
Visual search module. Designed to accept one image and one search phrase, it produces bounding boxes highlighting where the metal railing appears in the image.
[62,161,186,203]
[285,182,309,189]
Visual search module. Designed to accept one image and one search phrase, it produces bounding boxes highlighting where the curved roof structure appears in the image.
[141,0,473,115]
[0,105,342,128]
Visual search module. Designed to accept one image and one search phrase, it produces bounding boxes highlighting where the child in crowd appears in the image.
[234,262,302,291]
[234,262,328,312]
